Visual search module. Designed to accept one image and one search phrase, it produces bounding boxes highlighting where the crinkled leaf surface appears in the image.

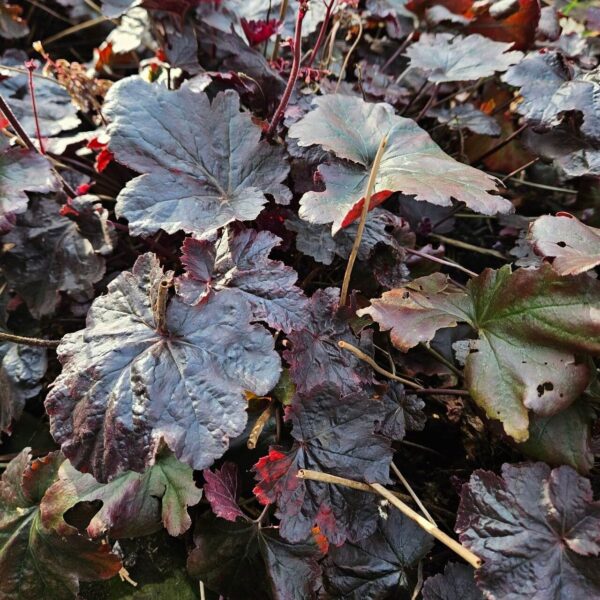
[187,513,322,600]
[0,337,47,435]
[378,382,426,441]
[288,94,510,232]
[529,214,600,275]
[456,462,600,599]
[1,196,106,318]
[404,33,523,83]
[284,288,373,395]
[105,78,290,236]
[0,139,59,234]
[322,509,433,600]
[253,383,392,545]
[203,462,246,522]
[46,253,281,482]
[177,228,308,332]
[0,449,121,600]
[40,451,202,538]
[422,562,483,600]
[503,51,600,142]
[359,265,600,442]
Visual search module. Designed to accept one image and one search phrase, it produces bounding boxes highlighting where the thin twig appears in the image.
[403,246,477,277]
[335,16,363,92]
[271,0,289,61]
[420,343,463,379]
[41,16,109,45]
[297,469,481,568]
[471,122,528,166]
[338,341,468,395]
[381,30,415,73]
[247,402,274,450]
[501,176,579,194]
[391,463,436,526]
[340,134,388,305]
[25,61,44,154]
[322,17,341,70]
[370,483,482,568]
[501,157,540,182]
[415,82,439,122]
[200,581,206,600]
[429,233,507,259]
[0,331,60,348]
[267,1,307,138]
[154,278,171,335]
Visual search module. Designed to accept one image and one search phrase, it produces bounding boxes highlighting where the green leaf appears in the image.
[40,451,202,538]
[0,449,121,600]
[359,265,600,442]
[518,399,595,473]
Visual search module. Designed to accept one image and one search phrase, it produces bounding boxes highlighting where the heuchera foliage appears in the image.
[0,1,600,599]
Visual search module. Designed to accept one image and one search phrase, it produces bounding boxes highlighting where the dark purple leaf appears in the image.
[0,138,60,234]
[378,382,426,441]
[253,383,392,545]
[456,462,600,599]
[284,288,374,395]
[1,196,106,318]
[0,449,121,600]
[176,227,308,333]
[187,513,322,600]
[322,509,433,599]
[46,253,281,482]
[503,50,600,142]
[104,78,290,236]
[40,451,202,538]
[405,34,523,83]
[288,94,511,232]
[203,462,246,522]
[422,562,483,600]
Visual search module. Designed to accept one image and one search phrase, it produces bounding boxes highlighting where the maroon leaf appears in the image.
[456,462,600,599]
[323,509,433,599]
[378,382,426,441]
[203,463,246,523]
[423,562,483,600]
[253,383,392,545]
[284,288,374,395]
[177,227,309,333]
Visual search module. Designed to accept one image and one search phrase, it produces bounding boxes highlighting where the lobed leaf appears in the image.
[456,462,600,599]
[288,94,511,233]
[46,253,281,482]
[104,78,290,236]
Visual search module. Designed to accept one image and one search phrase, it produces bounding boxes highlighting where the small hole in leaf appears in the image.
[557,241,567,247]
[537,382,554,396]
[402,291,410,299]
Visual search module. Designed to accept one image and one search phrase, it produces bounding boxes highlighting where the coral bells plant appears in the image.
[1,0,600,598]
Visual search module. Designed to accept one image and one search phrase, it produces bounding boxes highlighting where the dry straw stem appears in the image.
[297,469,482,569]
[0,331,60,348]
[340,133,388,306]
[154,277,172,335]
[247,402,274,450]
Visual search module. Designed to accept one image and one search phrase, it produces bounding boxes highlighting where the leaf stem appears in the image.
[0,331,60,348]
[500,157,539,182]
[381,30,415,73]
[420,343,463,379]
[25,61,44,154]
[0,94,76,197]
[305,0,336,68]
[340,134,388,306]
[297,469,482,568]
[266,1,308,138]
